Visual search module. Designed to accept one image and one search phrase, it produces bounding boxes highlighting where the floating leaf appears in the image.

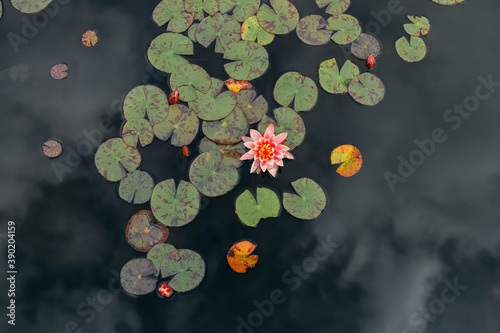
[256,0,299,35]
[274,72,318,112]
[50,64,69,80]
[11,0,52,14]
[404,15,430,36]
[348,73,385,106]
[190,78,237,121]
[147,243,177,275]
[430,0,467,6]
[42,139,62,158]
[315,0,350,15]
[189,151,239,197]
[123,85,169,126]
[122,118,154,147]
[296,15,333,46]
[396,36,427,62]
[219,0,260,22]
[225,78,253,95]
[161,249,206,293]
[227,240,258,273]
[351,33,382,60]
[170,64,211,102]
[199,138,245,168]
[95,138,141,182]
[319,58,359,94]
[82,30,98,47]
[196,13,241,54]
[119,170,155,204]
[258,107,305,150]
[331,145,362,177]
[148,33,193,73]
[153,104,199,146]
[241,16,275,46]
[283,178,326,220]
[224,40,269,80]
[0,1,3,19]
[153,0,194,33]
[326,14,361,45]
[185,0,205,20]
[202,107,249,144]
[188,23,199,42]
[185,0,219,17]
[120,258,158,296]
[235,188,280,227]
[151,179,200,227]
[236,90,268,124]
[125,210,169,252]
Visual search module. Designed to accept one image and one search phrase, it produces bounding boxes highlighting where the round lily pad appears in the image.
[256,0,299,35]
[236,90,268,124]
[122,118,154,147]
[404,15,430,36]
[161,249,206,293]
[95,138,141,182]
[351,33,382,60]
[315,0,350,15]
[202,107,249,144]
[224,40,269,80]
[151,179,200,227]
[82,30,98,47]
[190,78,237,121]
[125,210,169,252]
[147,243,177,276]
[50,64,69,80]
[123,85,169,126]
[120,258,158,296]
[219,0,260,22]
[283,178,327,220]
[319,58,359,94]
[273,72,318,112]
[119,170,155,204]
[227,240,259,273]
[153,104,199,147]
[348,72,385,106]
[326,14,361,45]
[189,151,239,197]
[396,36,427,63]
[42,139,62,158]
[242,16,275,46]
[198,138,245,168]
[170,64,212,102]
[431,0,467,5]
[258,107,305,150]
[148,33,194,73]
[296,15,333,46]
[152,0,194,33]
[235,188,280,227]
[331,144,362,177]
[196,13,241,54]
[11,0,52,13]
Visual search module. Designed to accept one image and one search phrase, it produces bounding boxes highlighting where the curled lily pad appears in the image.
[125,210,169,252]
[235,188,280,227]
[196,13,241,54]
[170,64,211,102]
[119,170,155,204]
[188,23,199,42]
[396,36,427,62]
[315,0,350,15]
[225,78,253,95]
[189,151,239,197]
[227,240,258,273]
[42,139,62,158]
[224,40,269,80]
[123,85,169,126]
[202,107,249,144]
[120,258,158,296]
[326,14,361,45]
[199,138,245,168]
[274,72,318,112]
[236,90,268,124]
[82,30,98,47]
[11,0,52,13]
[147,243,177,275]
[122,119,154,147]
[348,73,385,106]
[153,104,199,146]
[151,179,200,227]
[351,33,382,59]
[331,145,362,177]
[95,138,141,182]
[242,16,275,46]
[430,0,467,5]
[258,107,305,150]
[319,58,359,94]
[283,178,326,220]
[256,0,299,35]
[153,0,194,33]
[296,15,333,46]
[161,249,206,293]
[190,78,237,121]
[404,15,430,36]
[148,33,193,73]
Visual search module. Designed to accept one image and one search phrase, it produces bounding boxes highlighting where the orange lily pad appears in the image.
[330,145,362,177]
[227,240,258,273]
[224,78,253,95]
[82,30,98,47]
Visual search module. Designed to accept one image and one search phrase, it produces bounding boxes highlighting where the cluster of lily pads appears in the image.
[396,15,431,63]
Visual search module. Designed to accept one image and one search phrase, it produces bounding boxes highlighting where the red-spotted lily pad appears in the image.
[326,14,361,45]
[198,138,245,168]
[283,178,326,220]
[120,258,158,296]
[153,104,199,146]
[236,90,268,124]
[202,107,249,144]
[190,78,237,121]
[122,118,154,147]
[161,249,206,293]
[147,243,177,276]
[274,72,318,112]
[185,0,219,17]
[227,240,258,273]
[50,64,69,80]
[431,0,467,5]
[123,85,169,126]
[95,138,141,182]
[396,36,427,62]
[153,0,194,33]
[119,170,155,204]
[196,13,241,54]
[188,23,199,42]
[316,0,350,15]
[189,151,239,197]
[348,73,385,106]
[170,64,212,102]
[319,58,359,94]
[81,30,98,47]
[351,33,382,60]
[151,179,200,227]
[219,0,260,22]
[258,107,305,150]
[125,210,169,252]
[225,78,254,95]
[148,33,194,73]
[404,15,430,36]
[296,15,333,46]
[235,188,280,227]
[241,16,275,46]
[256,0,299,35]
[42,139,63,158]
[224,40,269,80]
[330,145,362,177]
[11,0,52,13]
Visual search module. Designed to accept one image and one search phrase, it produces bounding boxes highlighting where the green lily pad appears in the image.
[147,243,177,276]
[236,90,268,124]
[404,15,430,36]
[190,78,237,121]
[153,104,199,146]
[256,0,299,35]
[296,15,333,46]
[95,138,141,182]
[202,107,249,144]
[283,178,326,220]
[351,33,382,60]
[185,0,219,17]
[161,249,206,293]
[119,170,155,204]
[153,0,194,33]
[0,2,3,19]
[11,0,52,13]
[235,188,280,227]
[430,0,467,5]
[148,33,193,73]
[196,13,241,54]
[151,179,200,227]
[198,138,245,168]
[224,40,269,80]
[273,72,318,112]
[188,23,199,42]
[396,36,427,62]
[122,119,154,147]
[170,64,211,102]
[189,151,239,197]
[315,0,350,15]
[120,258,158,296]
[123,85,169,126]
[219,0,260,22]
[326,14,361,45]
[258,107,305,150]
[242,16,275,46]
[319,58,359,94]
[348,72,385,106]
[125,210,169,252]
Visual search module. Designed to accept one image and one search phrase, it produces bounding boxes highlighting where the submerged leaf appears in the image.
[258,107,305,150]
[319,58,359,94]
[241,16,275,46]
[189,151,239,197]
[351,33,382,60]
[190,78,237,121]
[296,15,333,46]
[153,0,194,33]
[219,0,260,22]
[256,0,299,35]
[235,188,280,227]
[404,15,430,36]
[148,33,193,73]
[170,63,212,102]
[120,258,158,296]
[224,40,269,80]
[315,0,350,15]
[202,107,249,144]
[227,240,258,273]
[123,85,169,126]
[161,249,206,293]
[122,118,154,147]
[273,72,318,112]
[125,210,169,252]
[42,139,62,158]
[326,14,361,45]
[119,170,155,204]
[95,138,141,182]
[153,104,199,146]
[348,73,385,106]
[330,145,362,177]
[283,178,326,220]
[396,36,427,62]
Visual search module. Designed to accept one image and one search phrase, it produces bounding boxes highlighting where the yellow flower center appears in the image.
[257,143,274,161]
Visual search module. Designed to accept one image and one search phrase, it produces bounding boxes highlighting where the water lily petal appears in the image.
[263,123,274,139]
[274,132,287,144]
[250,129,262,141]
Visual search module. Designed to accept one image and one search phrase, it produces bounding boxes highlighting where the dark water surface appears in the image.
[1,0,500,332]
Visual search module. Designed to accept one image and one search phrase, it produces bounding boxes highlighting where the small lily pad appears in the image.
[315,0,350,15]
[120,258,158,296]
[235,188,280,227]
[119,170,155,204]
[326,14,361,45]
[227,240,258,273]
[430,0,467,6]
[241,16,275,46]
[147,243,177,276]
[351,33,382,59]
[224,40,269,80]
[148,33,194,73]
[258,107,305,150]
[219,0,260,22]
[225,78,254,95]
[319,58,359,94]
[122,118,154,147]
[82,30,98,47]
[296,15,333,46]
[95,138,141,182]
[283,178,326,220]
[404,15,430,36]
[256,0,299,35]
[396,36,427,62]
[196,13,241,54]
[198,138,245,168]
[331,145,363,177]
[189,151,239,197]
[273,72,318,112]
[153,104,199,147]
[348,72,385,106]
[170,64,212,102]
[202,107,249,144]
[42,139,62,158]
[190,78,237,121]
[236,90,268,124]
[125,210,169,252]
[161,249,206,293]
[123,85,169,126]
[153,0,194,33]
[50,64,69,80]
[11,0,52,14]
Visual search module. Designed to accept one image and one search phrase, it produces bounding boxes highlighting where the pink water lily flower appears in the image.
[240,124,294,177]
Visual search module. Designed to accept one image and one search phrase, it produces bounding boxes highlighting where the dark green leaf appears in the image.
[189,151,239,197]
[224,40,269,80]
[283,178,326,220]
[296,15,333,46]
[148,33,194,73]
[161,249,206,293]
[348,72,385,106]
[258,107,305,150]
[119,170,155,204]
[153,104,199,146]
[273,72,318,112]
[256,0,299,35]
[95,138,141,182]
